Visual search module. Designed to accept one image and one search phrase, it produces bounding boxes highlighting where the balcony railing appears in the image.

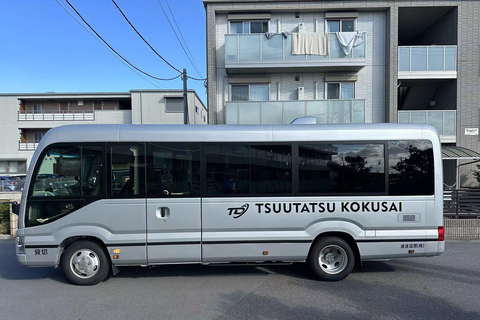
[225,33,366,72]
[18,110,95,121]
[226,99,365,125]
[398,110,456,143]
[398,46,457,79]
[19,141,40,151]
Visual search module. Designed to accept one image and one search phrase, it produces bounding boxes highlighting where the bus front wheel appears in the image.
[309,237,355,281]
[62,240,110,285]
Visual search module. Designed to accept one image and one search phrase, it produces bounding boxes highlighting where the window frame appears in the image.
[164,97,184,113]
[228,20,269,34]
[32,104,43,114]
[325,19,357,33]
[325,82,356,100]
[229,83,270,102]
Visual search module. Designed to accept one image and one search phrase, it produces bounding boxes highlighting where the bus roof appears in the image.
[38,123,439,146]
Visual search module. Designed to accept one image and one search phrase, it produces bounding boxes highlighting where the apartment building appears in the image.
[204,0,480,188]
[0,90,207,176]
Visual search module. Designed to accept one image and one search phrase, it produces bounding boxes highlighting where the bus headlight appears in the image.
[16,236,25,255]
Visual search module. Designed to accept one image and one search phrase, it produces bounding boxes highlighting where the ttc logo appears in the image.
[227,204,249,219]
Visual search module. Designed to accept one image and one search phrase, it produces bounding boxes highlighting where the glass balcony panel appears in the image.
[306,101,329,124]
[238,102,261,124]
[239,35,260,61]
[399,47,410,71]
[398,112,410,123]
[262,35,283,60]
[353,38,365,58]
[283,101,305,124]
[225,102,239,124]
[329,33,347,59]
[261,102,283,124]
[445,47,456,71]
[411,112,426,124]
[428,47,444,71]
[427,111,443,135]
[352,100,365,123]
[328,100,348,123]
[443,111,456,135]
[225,35,238,61]
[411,47,427,71]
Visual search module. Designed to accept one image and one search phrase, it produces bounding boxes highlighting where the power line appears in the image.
[55,0,168,89]
[163,0,204,78]
[111,0,184,75]
[64,0,181,81]
[111,0,205,82]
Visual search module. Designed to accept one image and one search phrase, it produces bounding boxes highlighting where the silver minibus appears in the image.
[15,123,445,285]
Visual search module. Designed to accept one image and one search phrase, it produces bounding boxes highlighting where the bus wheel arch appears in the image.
[308,232,360,281]
[59,237,111,285]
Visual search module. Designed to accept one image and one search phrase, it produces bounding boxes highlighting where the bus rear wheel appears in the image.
[309,237,355,281]
[62,240,109,285]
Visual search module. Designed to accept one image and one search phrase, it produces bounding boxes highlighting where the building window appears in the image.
[165,97,183,113]
[195,106,199,115]
[230,21,268,34]
[231,84,269,101]
[33,104,43,114]
[326,19,356,32]
[34,132,44,143]
[326,82,355,99]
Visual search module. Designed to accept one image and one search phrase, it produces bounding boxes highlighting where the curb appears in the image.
[0,235,13,240]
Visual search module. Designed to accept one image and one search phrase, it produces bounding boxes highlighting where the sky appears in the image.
[0,0,208,104]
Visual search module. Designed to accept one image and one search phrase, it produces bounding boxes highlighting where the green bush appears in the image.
[0,202,10,235]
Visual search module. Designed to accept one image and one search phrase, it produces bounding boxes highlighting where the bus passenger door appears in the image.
[107,143,148,265]
[145,143,202,264]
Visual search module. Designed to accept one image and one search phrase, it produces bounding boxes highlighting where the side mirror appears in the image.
[11,202,20,215]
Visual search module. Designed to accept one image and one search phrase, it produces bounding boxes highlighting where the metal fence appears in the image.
[444,189,480,218]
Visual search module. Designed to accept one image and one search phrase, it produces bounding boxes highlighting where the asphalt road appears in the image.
[0,240,479,320]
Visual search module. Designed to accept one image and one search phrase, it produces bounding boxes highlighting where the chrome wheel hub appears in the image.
[318,245,348,275]
[70,249,100,279]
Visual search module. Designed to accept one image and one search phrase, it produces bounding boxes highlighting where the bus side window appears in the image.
[109,144,146,198]
[146,143,200,198]
[81,145,104,197]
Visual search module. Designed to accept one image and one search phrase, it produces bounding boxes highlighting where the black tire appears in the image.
[61,240,109,285]
[309,236,355,281]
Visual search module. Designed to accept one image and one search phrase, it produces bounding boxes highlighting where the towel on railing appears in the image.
[265,32,290,39]
[292,33,329,55]
[336,32,364,55]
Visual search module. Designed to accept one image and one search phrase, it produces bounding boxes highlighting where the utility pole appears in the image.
[182,68,189,124]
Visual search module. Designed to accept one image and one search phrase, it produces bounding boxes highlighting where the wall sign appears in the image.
[465,128,479,136]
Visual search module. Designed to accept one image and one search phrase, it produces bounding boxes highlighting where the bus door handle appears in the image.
[156,207,170,219]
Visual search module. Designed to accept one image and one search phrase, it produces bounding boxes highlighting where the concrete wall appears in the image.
[130,90,207,125]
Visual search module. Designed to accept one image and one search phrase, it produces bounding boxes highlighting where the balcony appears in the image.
[18,110,95,121]
[398,110,456,143]
[398,46,457,79]
[225,99,365,125]
[225,33,367,74]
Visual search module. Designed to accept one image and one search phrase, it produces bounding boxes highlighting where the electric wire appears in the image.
[64,0,182,81]
[163,0,204,78]
[155,0,206,80]
[111,0,183,75]
[55,0,168,89]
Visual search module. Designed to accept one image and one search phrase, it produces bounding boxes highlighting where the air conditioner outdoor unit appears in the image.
[298,22,305,33]
[298,87,305,100]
